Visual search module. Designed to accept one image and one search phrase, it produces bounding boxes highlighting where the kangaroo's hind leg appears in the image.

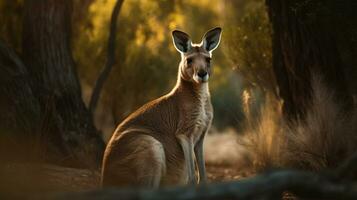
[102,133,166,188]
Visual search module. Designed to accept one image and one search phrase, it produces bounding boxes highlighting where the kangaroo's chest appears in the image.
[182,99,213,144]
[195,106,211,142]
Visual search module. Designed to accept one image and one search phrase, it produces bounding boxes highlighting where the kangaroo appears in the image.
[101,27,222,188]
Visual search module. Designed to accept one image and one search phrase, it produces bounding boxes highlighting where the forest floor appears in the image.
[0,131,252,197]
[206,163,249,182]
[0,162,247,195]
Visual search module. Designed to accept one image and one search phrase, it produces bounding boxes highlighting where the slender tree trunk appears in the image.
[266,0,353,120]
[89,0,124,114]
[22,0,104,167]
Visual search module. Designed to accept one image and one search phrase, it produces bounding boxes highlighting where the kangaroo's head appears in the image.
[172,27,222,84]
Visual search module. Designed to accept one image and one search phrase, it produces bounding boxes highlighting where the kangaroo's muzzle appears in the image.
[195,70,209,83]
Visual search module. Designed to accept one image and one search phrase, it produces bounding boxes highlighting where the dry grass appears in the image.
[241,94,287,171]
[242,75,357,172]
[284,76,357,170]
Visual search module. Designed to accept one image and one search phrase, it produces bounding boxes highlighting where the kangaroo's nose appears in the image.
[197,70,208,78]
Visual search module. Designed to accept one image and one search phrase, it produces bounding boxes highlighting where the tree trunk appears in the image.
[266,0,353,120]
[22,0,104,167]
[0,39,42,162]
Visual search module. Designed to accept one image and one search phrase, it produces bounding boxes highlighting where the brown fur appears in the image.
[101,28,221,188]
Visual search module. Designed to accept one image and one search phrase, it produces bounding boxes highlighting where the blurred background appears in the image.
[1,0,272,141]
[75,0,272,140]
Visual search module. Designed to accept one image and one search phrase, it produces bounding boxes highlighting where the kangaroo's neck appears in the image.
[171,76,210,103]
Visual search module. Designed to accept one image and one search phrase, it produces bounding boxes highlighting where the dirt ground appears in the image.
[0,162,246,196]
[0,131,251,197]
[206,163,249,182]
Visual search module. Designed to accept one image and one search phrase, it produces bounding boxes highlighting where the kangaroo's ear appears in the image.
[172,30,192,53]
[202,27,222,52]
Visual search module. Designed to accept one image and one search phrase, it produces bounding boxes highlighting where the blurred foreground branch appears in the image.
[55,152,357,200]
[89,0,124,114]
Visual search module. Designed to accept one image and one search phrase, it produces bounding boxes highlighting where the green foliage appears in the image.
[211,74,244,131]
[223,0,275,94]
[72,0,241,132]
[0,0,274,134]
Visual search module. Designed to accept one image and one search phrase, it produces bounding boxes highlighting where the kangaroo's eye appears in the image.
[206,57,211,64]
[187,58,193,65]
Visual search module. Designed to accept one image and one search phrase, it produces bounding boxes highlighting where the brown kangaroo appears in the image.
[101,27,222,188]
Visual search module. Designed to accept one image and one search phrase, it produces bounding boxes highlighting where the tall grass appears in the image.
[242,75,357,172]
[241,93,287,171]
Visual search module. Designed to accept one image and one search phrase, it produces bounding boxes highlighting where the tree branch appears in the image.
[89,0,124,114]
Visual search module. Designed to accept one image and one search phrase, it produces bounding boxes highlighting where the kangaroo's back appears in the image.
[114,95,179,138]
[102,94,187,187]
